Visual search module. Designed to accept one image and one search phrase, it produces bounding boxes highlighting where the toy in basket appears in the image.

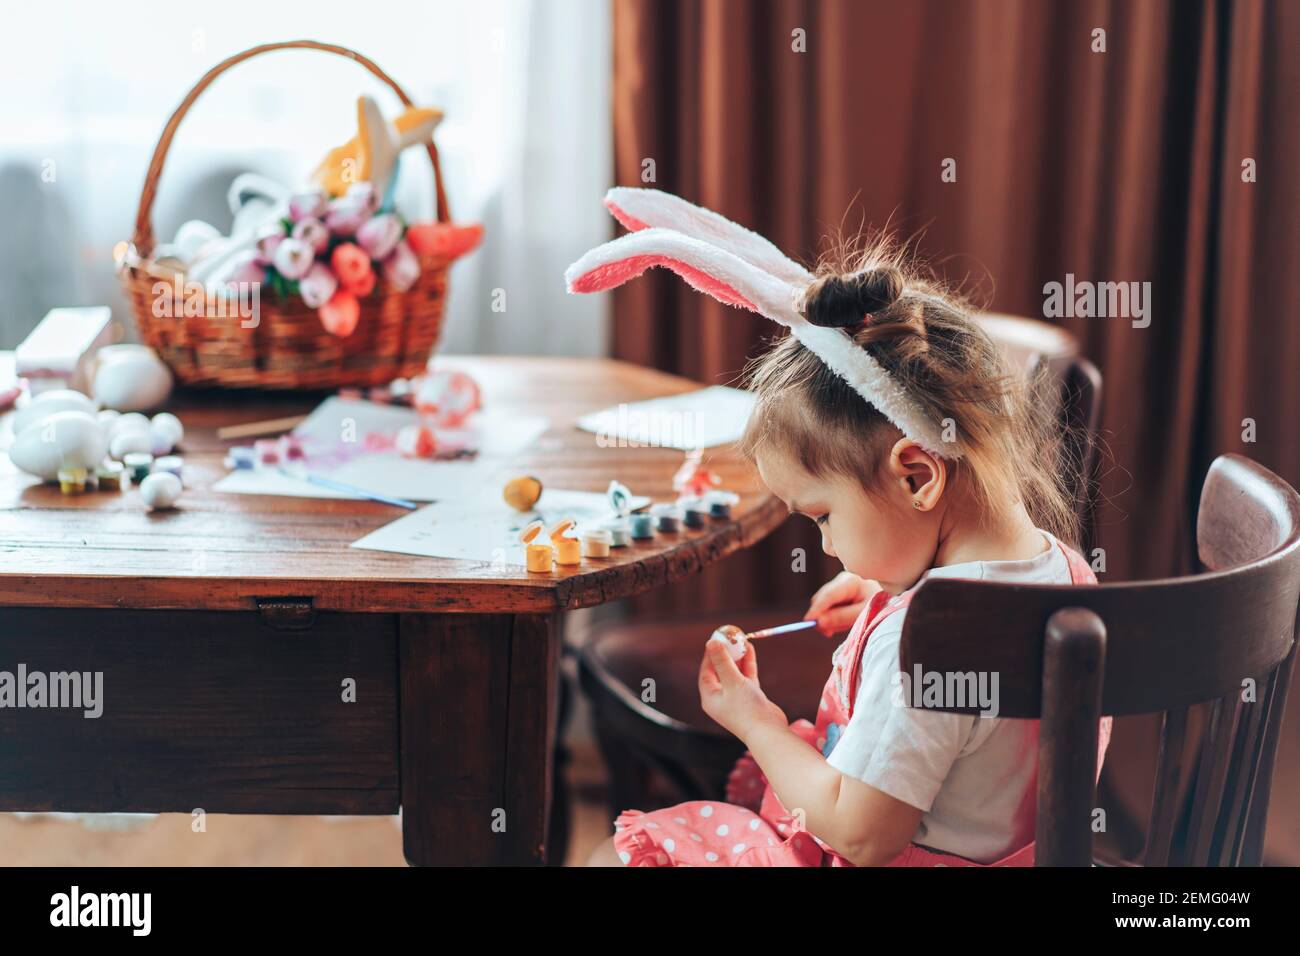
[116,40,482,391]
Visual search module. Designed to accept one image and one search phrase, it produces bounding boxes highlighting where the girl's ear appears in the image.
[889,439,946,510]
[602,187,812,287]
[565,227,803,325]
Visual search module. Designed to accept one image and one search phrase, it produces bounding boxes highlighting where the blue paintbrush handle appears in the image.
[280,467,419,509]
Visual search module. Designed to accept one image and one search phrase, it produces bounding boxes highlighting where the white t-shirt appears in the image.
[824,529,1072,864]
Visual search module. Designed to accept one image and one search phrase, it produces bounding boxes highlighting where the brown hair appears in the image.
[739,236,1081,547]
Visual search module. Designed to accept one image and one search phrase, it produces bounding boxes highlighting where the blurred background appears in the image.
[0,0,1296,865]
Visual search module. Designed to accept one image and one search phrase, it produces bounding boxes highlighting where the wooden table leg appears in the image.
[399,611,561,865]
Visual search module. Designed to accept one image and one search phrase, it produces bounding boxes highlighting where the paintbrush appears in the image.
[745,619,819,639]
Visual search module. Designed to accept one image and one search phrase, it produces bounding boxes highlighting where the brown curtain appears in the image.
[611,0,1300,864]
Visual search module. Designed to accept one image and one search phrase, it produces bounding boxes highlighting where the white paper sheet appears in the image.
[350,488,651,564]
[575,385,756,450]
[213,397,549,502]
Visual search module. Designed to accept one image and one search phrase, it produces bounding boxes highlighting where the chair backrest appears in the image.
[973,313,1103,551]
[898,454,1300,866]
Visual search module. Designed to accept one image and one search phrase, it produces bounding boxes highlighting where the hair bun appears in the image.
[804,266,905,328]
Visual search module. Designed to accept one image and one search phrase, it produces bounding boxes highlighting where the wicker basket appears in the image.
[118,40,454,390]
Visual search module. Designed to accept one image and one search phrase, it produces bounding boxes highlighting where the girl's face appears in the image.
[755,441,942,594]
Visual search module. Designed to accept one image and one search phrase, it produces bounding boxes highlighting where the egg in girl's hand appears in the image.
[710,624,748,662]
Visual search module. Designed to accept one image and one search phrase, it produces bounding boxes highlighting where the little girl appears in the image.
[565,188,1111,867]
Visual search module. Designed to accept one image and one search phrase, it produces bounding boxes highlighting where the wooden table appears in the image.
[0,356,784,865]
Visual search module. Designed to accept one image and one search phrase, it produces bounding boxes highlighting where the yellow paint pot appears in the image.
[549,518,581,566]
[519,518,553,573]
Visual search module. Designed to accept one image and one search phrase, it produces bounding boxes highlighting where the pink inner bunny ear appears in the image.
[569,252,759,311]
[602,187,813,287]
[603,197,649,232]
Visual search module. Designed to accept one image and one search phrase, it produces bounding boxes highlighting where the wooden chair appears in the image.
[576,317,1102,819]
[900,454,1300,865]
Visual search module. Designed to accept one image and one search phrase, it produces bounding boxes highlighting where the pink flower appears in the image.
[324,198,369,236]
[292,217,330,254]
[272,237,315,280]
[344,268,376,298]
[382,240,420,292]
[227,252,265,286]
[288,190,328,222]
[330,243,372,288]
[254,222,287,265]
[299,263,338,309]
[319,290,360,337]
[356,213,402,260]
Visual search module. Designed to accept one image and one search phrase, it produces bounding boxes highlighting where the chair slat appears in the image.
[1238,638,1298,865]
[1214,666,1275,865]
[1183,696,1241,865]
[1144,706,1188,866]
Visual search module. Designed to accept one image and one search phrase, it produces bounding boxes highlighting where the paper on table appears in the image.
[213,397,549,502]
[350,488,651,564]
[576,385,755,450]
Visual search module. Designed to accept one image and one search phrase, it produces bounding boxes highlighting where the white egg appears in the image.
[8,411,107,481]
[139,471,182,511]
[149,412,184,454]
[92,345,173,412]
[11,389,97,436]
[109,427,152,459]
[97,408,121,441]
[109,412,150,441]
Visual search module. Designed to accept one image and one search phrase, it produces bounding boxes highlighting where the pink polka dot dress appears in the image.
[612,538,1112,867]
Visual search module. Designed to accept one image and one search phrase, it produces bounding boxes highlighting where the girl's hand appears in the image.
[698,638,787,742]
[804,572,882,637]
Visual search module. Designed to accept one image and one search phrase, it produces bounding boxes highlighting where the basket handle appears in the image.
[131,39,451,258]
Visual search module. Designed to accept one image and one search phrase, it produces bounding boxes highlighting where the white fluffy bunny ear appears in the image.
[564,227,803,326]
[565,197,962,460]
[603,187,812,288]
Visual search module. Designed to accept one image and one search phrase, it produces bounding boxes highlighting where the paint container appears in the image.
[581,528,613,558]
[278,434,306,461]
[607,480,633,517]
[254,438,280,466]
[651,502,680,533]
[629,512,655,539]
[705,490,738,519]
[519,518,553,573]
[122,452,154,484]
[602,518,631,547]
[58,465,88,495]
[679,497,708,528]
[227,446,256,470]
[550,517,582,565]
[96,460,124,491]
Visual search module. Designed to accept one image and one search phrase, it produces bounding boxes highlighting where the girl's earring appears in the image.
[912,500,923,509]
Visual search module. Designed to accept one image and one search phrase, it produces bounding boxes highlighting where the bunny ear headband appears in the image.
[563,187,960,459]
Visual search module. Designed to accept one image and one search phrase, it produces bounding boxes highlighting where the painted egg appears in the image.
[503,476,543,512]
[395,424,437,459]
[9,411,107,481]
[710,624,748,662]
[139,471,182,511]
[11,389,97,436]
